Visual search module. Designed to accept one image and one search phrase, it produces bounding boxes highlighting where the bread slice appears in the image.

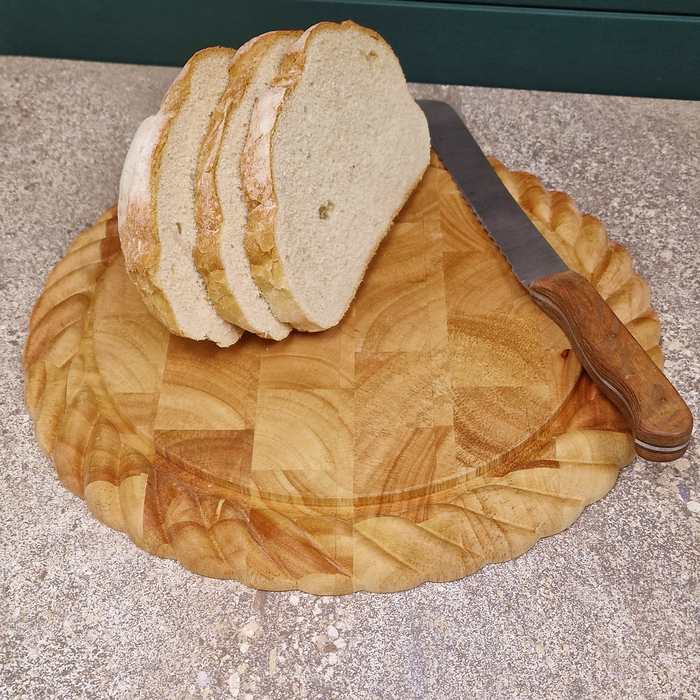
[195,31,301,341]
[242,21,431,332]
[118,47,243,347]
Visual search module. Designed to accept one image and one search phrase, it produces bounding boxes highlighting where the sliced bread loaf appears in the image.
[195,31,301,341]
[242,21,431,332]
[118,47,243,347]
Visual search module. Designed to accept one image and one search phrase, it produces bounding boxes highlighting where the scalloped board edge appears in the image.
[22,157,654,594]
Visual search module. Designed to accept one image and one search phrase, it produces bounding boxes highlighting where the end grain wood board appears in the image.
[23,153,663,594]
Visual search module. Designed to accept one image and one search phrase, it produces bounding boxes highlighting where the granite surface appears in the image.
[1,55,699,700]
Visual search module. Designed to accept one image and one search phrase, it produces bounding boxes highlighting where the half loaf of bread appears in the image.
[242,21,431,331]
[195,31,301,341]
[118,47,243,347]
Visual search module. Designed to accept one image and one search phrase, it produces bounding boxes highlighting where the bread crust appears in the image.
[195,31,300,340]
[241,26,318,330]
[119,112,179,331]
[118,47,242,345]
[241,21,429,332]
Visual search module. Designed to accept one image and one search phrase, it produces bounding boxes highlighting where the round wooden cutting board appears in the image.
[23,153,663,594]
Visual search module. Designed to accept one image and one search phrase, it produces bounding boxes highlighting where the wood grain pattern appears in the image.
[23,158,660,593]
[530,270,692,460]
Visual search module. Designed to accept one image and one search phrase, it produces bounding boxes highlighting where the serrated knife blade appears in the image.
[418,99,692,462]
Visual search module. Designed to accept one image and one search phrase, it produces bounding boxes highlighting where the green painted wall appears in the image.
[415,0,700,14]
[1,0,699,99]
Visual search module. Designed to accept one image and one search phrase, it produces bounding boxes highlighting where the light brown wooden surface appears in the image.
[23,154,663,593]
[529,269,691,460]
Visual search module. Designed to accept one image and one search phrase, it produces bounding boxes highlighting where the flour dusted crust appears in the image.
[195,31,300,340]
[118,47,243,347]
[241,39,305,327]
[121,27,428,339]
[241,21,431,331]
[118,112,180,331]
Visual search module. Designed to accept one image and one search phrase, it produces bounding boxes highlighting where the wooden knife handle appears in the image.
[529,270,693,462]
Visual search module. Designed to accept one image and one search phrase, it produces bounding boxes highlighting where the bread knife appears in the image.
[418,99,692,462]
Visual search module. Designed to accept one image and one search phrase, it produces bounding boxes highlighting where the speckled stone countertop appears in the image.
[1,56,698,700]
